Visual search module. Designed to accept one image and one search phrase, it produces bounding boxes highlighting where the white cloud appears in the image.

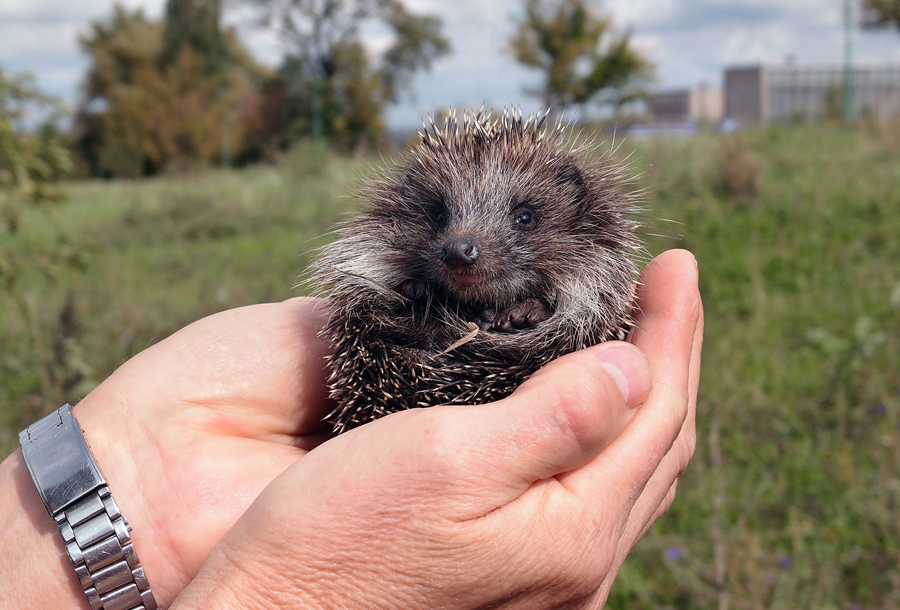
[0,23,81,62]
[630,33,661,59]
[0,0,78,17]
[3,0,900,128]
[721,27,781,66]
[607,0,676,28]
[0,0,163,19]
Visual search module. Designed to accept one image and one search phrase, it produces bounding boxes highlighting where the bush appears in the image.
[716,135,762,198]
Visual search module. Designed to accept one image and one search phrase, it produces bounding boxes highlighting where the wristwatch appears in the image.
[19,404,157,610]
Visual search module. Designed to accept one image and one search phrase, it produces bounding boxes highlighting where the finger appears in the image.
[643,479,680,539]
[119,297,334,433]
[559,250,701,513]
[618,296,704,543]
[194,297,334,432]
[579,253,703,598]
[606,479,680,584]
[413,341,652,517]
[630,249,700,391]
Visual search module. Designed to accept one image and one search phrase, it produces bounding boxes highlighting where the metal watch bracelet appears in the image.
[19,404,157,610]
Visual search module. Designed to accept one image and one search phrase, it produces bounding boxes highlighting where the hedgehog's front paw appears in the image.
[491,298,552,332]
[460,305,496,331]
[398,279,428,302]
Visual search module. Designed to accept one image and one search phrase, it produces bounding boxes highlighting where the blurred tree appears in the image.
[0,70,80,399]
[0,69,72,234]
[162,0,229,74]
[247,0,449,151]
[76,5,268,176]
[861,0,900,28]
[258,39,386,151]
[510,0,652,115]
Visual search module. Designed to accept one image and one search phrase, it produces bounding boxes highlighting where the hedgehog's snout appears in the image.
[439,236,479,268]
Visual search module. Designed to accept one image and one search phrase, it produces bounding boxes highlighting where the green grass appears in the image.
[3,125,900,607]
[610,123,900,608]
[0,144,367,447]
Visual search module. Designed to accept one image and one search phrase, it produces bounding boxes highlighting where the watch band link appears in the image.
[19,405,157,610]
[56,485,157,610]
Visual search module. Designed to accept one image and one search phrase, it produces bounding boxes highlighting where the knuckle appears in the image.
[399,408,476,481]
[533,369,612,451]
[382,409,449,468]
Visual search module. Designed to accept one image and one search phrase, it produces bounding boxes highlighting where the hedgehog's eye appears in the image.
[427,201,449,229]
[514,209,535,227]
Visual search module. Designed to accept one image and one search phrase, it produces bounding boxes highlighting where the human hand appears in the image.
[171,248,703,609]
[2,297,337,608]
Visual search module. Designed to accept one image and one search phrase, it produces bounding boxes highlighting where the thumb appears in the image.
[432,342,653,519]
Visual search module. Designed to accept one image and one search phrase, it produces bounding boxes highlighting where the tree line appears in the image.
[4,0,900,186]
[2,0,656,182]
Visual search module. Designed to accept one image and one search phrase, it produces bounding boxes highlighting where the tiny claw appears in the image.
[491,298,552,332]
[398,280,428,302]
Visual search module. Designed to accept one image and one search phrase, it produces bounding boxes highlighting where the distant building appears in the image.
[725,63,900,125]
[648,86,724,124]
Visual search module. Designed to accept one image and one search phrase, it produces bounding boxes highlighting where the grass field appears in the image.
[2,124,900,607]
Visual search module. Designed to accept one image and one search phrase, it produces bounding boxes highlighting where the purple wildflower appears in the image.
[664,546,682,561]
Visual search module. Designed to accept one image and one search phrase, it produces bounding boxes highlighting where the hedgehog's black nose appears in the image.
[440,236,479,267]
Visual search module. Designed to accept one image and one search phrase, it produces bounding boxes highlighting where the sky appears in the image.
[2,0,900,129]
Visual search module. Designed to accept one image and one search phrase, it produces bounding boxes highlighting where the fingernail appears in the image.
[594,344,653,409]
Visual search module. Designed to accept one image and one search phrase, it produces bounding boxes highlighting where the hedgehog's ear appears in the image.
[398,169,423,202]
[554,161,590,210]
[554,161,582,186]
[398,168,446,223]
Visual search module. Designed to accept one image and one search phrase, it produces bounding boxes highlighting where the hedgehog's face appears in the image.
[375,143,619,318]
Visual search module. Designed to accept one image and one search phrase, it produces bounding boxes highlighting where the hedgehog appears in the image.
[315,109,642,433]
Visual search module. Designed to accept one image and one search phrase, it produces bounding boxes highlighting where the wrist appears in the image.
[76,399,184,606]
[0,449,86,608]
[74,392,188,607]
[14,405,162,610]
